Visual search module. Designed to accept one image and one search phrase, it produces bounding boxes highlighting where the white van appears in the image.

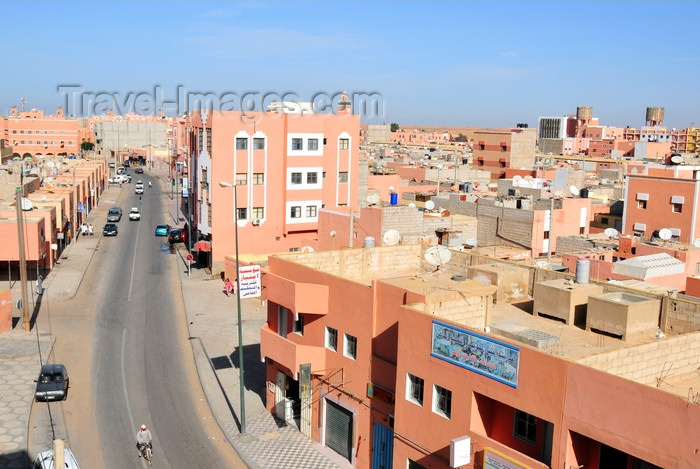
[33,448,81,469]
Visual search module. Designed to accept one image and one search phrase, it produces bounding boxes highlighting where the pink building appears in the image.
[472,128,537,179]
[623,165,700,243]
[260,245,700,469]
[190,101,361,272]
[1,106,79,160]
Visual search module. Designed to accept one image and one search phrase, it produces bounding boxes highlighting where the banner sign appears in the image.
[431,320,520,388]
[238,264,261,298]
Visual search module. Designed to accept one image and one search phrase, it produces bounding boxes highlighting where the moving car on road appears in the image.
[135,167,144,174]
[107,207,122,222]
[129,207,141,221]
[135,183,144,194]
[103,223,118,236]
[155,224,170,236]
[35,364,69,402]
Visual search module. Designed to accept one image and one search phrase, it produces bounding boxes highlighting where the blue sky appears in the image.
[2,1,699,129]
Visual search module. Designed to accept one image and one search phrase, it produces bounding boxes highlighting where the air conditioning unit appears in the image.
[252,218,262,226]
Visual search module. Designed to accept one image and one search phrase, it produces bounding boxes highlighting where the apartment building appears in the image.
[189,101,361,271]
[260,245,700,469]
[623,164,700,244]
[472,127,537,178]
[0,106,79,159]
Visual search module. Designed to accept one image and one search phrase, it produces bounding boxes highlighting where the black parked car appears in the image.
[107,207,122,222]
[168,228,187,244]
[35,364,69,401]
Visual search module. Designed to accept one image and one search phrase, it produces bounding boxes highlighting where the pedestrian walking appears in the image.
[36,275,44,295]
[224,277,233,297]
[81,223,88,237]
[88,224,94,236]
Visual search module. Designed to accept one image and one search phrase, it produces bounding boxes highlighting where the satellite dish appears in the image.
[408,202,416,208]
[536,261,550,269]
[301,245,315,252]
[437,163,444,170]
[425,200,435,211]
[366,194,380,205]
[658,228,672,241]
[604,228,619,238]
[570,185,580,196]
[671,155,683,164]
[693,238,700,248]
[21,198,33,211]
[383,229,401,246]
[465,237,477,247]
[330,230,337,237]
[44,176,53,183]
[424,246,452,266]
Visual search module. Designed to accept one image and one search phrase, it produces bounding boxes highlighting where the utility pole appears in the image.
[16,187,30,332]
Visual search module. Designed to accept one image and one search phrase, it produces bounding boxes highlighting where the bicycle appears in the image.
[139,442,153,465]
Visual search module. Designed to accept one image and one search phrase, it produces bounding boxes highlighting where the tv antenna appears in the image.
[383,229,401,246]
[424,245,452,270]
[604,228,619,238]
[658,228,672,241]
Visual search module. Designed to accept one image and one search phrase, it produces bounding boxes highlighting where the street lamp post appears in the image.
[218,180,246,435]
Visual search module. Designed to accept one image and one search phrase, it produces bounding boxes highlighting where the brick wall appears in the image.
[576,331,700,386]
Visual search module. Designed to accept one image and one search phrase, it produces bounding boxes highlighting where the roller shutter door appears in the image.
[325,400,352,461]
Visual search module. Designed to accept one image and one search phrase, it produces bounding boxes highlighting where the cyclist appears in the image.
[136,424,153,458]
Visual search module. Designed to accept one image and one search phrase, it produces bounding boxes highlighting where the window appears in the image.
[253,207,264,219]
[307,172,318,184]
[292,138,303,150]
[672,203,682,213]
[433,385,451,419]
[344,334,357,360]
[236,208,247,220]
[253,173,265,185]
[339,138,349,150]
[325,326,338,351]
[293,314,304,335]
[291,172,302,184]
[308,138,319,150]
[235,173,247,185]
[637,200,647,209]
[338,172,349,183]
[306,206,317,217]
[479,143,485,150]
[406,374,424,406]
[601,217,609,224]
[236,137,248,150]
[253,138,265,150]
[290,206,301,218]
[513,410,537,444]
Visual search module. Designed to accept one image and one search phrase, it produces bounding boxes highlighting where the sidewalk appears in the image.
[0,169,347,469]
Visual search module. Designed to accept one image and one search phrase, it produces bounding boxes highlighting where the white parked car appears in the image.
[33,447,81,469]
[129,207,141,220]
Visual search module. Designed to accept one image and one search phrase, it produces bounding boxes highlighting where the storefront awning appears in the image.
[192,240,211,252]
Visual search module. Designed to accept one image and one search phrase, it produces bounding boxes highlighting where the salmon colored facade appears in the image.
[260,246,700,469]
[623,165,700,243]
[190,104,360,272]
[472,128,537,179]
[1,107,79,160]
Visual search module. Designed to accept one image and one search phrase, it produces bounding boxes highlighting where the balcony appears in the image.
[264,273,329,316]
[260,324,327,377]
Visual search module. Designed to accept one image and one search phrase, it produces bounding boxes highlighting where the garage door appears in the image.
[325,400,353,461]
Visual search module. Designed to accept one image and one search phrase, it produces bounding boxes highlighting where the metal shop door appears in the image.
[371,421,394,469]
[325,400,353,462]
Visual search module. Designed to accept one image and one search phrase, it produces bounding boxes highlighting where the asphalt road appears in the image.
[29,175,244,468]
